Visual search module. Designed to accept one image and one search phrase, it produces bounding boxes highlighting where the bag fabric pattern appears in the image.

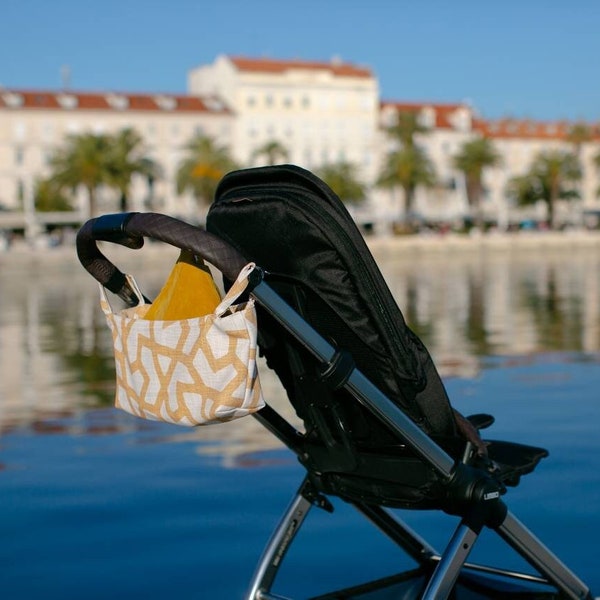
[100,262,265,426]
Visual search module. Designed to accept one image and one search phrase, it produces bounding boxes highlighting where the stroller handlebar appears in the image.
[76,212,248,303]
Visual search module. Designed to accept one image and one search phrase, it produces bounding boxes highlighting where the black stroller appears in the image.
[77,165,595,600]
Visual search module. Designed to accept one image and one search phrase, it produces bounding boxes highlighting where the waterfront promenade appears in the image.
[3,228,600,269]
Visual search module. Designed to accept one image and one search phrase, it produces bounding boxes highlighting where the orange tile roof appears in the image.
[228,55,373,78]
[381,100,600,139]
[472,117,600,140]
[0,89,232,114]
[381,100,471,129]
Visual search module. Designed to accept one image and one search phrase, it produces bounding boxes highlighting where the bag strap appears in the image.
[99,263,255,318]
[99,274,146,316]
[215,262,256,317]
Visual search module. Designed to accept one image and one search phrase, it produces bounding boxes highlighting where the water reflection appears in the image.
[2,241,600,446]
[372,243,600,376]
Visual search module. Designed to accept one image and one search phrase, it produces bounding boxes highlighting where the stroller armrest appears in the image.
[467,413,495,430]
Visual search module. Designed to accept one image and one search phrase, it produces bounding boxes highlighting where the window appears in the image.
[66,121,80,134]
[2,92,23,108]
[13,121,26,140]
[57,94,78,109]
[17,179,25,205]
[14,146,24,166]
[41,122,54,142]
[419,107,436,128]
[360,93,373,111]
[154,95,176,110]
[106,94,129,110]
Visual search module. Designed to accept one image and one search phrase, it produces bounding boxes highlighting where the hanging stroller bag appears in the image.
[77,165,595,600]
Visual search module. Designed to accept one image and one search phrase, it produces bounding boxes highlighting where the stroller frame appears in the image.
[77,211,594,600]
[245,279,590,600]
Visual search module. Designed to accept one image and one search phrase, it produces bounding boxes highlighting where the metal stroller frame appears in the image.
[77,212,595,600]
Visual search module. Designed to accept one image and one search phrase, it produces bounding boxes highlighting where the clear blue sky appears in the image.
[1,0,599,122]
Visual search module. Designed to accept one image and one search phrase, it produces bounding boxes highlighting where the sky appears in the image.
[1,0,600,122]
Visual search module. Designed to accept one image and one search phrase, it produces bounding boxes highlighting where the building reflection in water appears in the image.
[1,242,600,464]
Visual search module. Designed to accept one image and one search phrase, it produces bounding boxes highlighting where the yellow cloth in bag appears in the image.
[145,250,221,320]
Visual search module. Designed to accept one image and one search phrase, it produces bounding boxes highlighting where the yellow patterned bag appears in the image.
[99,262,265,426]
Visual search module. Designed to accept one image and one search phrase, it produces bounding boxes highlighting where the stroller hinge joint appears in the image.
[444,462,508,531]
[319,348,355,390]
[301,479,334,513]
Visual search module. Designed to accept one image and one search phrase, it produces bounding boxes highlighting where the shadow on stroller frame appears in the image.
[77,165,595,600]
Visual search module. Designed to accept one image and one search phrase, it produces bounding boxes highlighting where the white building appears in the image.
[1,54,600,234]
[0,89,232,222]
[188,55,380,184]
[473,117,600,227]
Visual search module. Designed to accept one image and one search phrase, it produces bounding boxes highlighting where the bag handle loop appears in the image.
[215,263,256,317]
[99,263,256,318]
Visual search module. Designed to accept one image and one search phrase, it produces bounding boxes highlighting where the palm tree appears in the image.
[529,151,581,228]
[567,122,592,215]
[49,132,113,217]
[316,161,366,203]
[506,173,539,209]
[34,177,73,212]
[567,122,592,158]
[385,110,430,150]
[176,134,238,205]
[379,109,435,224]
[251,139,289,166]
[377,145,436,220]
[507,151,581,228]
[106,128,157,212]
[452,137,501,231]
[592,146,600,199]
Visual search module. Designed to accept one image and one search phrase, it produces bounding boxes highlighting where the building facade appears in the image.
[188,55,380,183]
[375,101,477,227]
[0,89,232,222]
[2,54,600,234]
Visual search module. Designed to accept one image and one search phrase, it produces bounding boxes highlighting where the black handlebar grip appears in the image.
[90,212,144,249]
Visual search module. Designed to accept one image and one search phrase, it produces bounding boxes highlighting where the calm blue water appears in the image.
[2,357,599,599]
[1,248,600,599]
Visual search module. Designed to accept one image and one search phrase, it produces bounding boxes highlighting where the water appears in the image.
[1,241,599,599]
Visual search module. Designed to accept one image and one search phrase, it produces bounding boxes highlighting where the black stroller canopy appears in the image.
[207,165,547,504]
[210,164,451,434]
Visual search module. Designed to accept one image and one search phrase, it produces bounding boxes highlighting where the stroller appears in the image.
[77,164,595,600]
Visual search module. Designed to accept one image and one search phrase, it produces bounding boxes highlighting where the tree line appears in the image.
[33,114,600,231]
